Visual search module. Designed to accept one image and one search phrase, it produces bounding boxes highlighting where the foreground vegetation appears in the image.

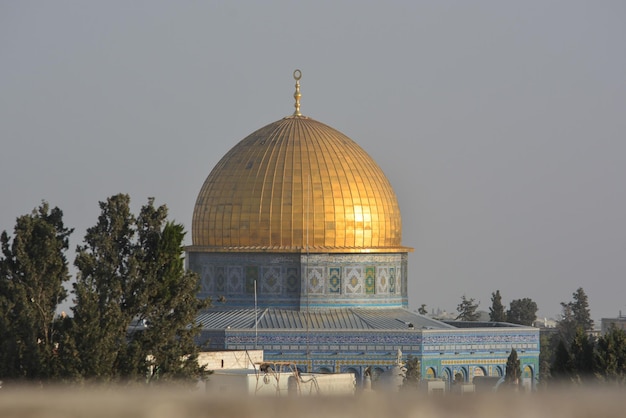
[0,195,208,385]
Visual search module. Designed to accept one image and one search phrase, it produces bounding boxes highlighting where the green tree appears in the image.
[595,325,626,384]
[569,326,595,383]
[571,288,594,332]
[557,288,594,346]
[403,355,421,388]
[550,339,572,381]
[538,332,555,384]
[0,203,72,381]
[70,195,207,383]
[456,295,480,321]
[489,290,506,322]
[417,304,427,315]
[505,348,521,386]
[124,201,209,381]
[506,298,538,326]
[71,194,137,381]
[556,302,578,346]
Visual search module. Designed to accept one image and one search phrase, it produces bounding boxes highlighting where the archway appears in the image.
[369,367,386,389]
[425,367,436,379]
[441,367,453,389]
[344,367,360,382]
[473,366,486,379]
[523,365,533,379]
[522,365,534,391]
[454,367,467,383]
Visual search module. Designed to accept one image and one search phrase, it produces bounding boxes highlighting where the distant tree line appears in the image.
[424,287,626,386]
[0,195,208,385]
[542,288,626,386]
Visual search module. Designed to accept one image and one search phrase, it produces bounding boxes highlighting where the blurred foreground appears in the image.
[0,386,624,418]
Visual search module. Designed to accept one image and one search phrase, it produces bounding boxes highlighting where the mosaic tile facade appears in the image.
[197,326,539,386]
[187,251,409,309]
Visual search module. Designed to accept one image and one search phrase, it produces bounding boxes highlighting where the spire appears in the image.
[293,69,302,116]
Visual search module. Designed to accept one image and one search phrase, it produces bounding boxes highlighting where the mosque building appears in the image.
[187,70,539,388]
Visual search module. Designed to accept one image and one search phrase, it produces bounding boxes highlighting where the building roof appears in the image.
[190,72,411,254]
[196,307,455,331]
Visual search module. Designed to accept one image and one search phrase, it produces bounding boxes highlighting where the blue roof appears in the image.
[196,308,455,331]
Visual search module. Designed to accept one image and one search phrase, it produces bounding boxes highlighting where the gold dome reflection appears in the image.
[190,116,409,254]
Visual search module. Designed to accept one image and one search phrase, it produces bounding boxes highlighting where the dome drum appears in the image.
[188,252,409,310]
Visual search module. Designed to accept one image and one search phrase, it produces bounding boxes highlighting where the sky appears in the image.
[1,1,625,323]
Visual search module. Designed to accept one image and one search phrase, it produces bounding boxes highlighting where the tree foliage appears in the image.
[505,348,521,385]
[538,332,555,383]
[0,203,72,381]
[506,298,538,326]
[417,304,427,315]
[595,325,626,384]
[456,295,480,321]
[556,302,578,347]
[571,288,594,332]
[557,288,593,346]
[71,194,138,380]
[70,194,207,383]
[403,355,421,388]
[569,327,595,382]
[546,323,626,386]
[489,290,506,322]
[127,202,209,382]
[550,339,572,381]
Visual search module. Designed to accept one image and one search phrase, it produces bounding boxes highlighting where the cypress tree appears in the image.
[505,348,521,386]
[71,195,208,383]
[125,203,209,382]
[551,339,572,381]
[489,290,506,322]
[569,327,595,383]
[595,325,626,384]
[0,203,72,381]
[571,288,594,332]
[72,194,137,381]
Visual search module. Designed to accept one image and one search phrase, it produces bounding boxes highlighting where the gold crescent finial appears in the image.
[293,69,302,116]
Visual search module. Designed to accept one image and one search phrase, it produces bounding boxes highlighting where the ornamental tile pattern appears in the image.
[215,266,225,292]
[328,267,341,294]
[227,266,243,293]
[260,266,281,294]
[306,267,325,294]
[286,267,299,293]
[188,252,408,308]
[344,267,363,294]
[200,265,213,294]
[365,266,376,294]
[377,266,389,294]
[245,266,258,294]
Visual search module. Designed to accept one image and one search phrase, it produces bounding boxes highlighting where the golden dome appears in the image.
[191,70,410,254]
[191,115,409,253]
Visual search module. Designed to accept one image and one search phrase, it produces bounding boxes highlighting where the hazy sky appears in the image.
[2,1,625,322]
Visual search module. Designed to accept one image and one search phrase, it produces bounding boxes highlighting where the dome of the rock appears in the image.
[190,115,408,253]
[187,70,412,310]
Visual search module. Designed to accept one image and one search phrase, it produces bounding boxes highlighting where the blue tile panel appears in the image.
[188,251,409,309]
[195,310,540,384]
